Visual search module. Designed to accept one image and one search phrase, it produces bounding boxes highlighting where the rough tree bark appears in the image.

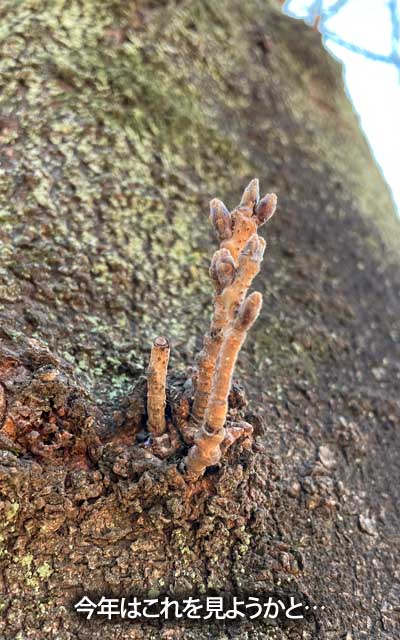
[0,1,399,639]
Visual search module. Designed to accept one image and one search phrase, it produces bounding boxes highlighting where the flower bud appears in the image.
[239,178,260,210]
[210,249,236,292]
[240,233,266,263]
[209,199,232,240]
[254,193,277,226]
[236,292,263,330]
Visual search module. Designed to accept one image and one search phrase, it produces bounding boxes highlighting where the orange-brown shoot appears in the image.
[190,180,276,430]
[185,293,262,480]
[146,336,170,436]
[204,291,263,431]
[185,178,277,480]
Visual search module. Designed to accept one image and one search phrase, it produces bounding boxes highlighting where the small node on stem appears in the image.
[240,233,266,264]
[221,421,254,453]
[210,249,236,292]
[184,426,226,480]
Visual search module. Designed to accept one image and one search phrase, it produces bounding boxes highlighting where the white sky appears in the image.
[283,0,400,215]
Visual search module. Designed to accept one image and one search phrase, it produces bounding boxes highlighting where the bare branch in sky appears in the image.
[284,0,400,75]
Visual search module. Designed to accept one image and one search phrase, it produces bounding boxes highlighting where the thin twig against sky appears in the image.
[284,0,400,74]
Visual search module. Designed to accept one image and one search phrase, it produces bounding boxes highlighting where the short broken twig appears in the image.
[146,336,170,436]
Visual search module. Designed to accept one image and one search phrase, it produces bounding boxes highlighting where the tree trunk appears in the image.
[0,1,399,638]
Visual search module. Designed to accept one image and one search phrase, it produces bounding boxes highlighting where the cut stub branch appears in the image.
[146,336,170,436]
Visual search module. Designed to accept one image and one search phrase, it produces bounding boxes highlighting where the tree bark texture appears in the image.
[0,1,399,639]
